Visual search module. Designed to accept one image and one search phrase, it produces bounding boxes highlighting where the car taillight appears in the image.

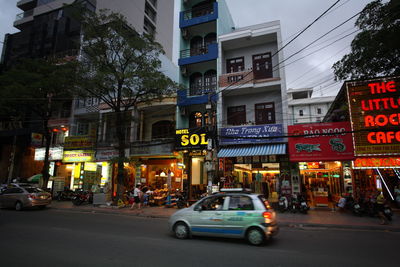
[263,212,272,220]
[28,194,37,199]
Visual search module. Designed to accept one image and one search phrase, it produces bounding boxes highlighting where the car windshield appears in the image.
[258,195,271,210]
[24,187,44,193]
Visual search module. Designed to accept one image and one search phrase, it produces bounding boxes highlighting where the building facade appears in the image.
[216,21,290,201]
[287,88,335,125]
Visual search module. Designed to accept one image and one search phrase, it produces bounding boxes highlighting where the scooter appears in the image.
[71,190,93,206]
[297,195,309,214]
[352,201,364,216]
[176,190,188,209]
[278,195,289,212]
[383,205,393,221]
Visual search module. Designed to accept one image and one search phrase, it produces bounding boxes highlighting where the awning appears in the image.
[217,144,286,158]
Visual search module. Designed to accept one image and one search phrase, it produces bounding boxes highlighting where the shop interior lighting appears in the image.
[375,168,395,200]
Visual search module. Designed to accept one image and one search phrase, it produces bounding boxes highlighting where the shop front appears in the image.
[175,128,209,199]
[346,77,400,202]
[288,122,355,207]
[218,124,287,202]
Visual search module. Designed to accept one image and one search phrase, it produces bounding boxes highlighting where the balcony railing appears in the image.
[189,84,217,96]
[15,9,34,20]
[178,43,218,66]
[219,70,254,87]
[180,2,218,28]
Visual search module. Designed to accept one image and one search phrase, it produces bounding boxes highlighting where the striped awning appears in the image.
[217,144,286,158]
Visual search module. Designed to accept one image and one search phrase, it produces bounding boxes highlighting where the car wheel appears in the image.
[15,201,23,211]
[246,227,265,246]
[174,222,189,239]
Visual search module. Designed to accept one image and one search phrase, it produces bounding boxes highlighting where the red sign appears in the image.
[347,77,400,156]
[288,122,354,162]
[354,157,400,168]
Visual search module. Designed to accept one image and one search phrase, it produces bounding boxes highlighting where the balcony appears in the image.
[189,84,216,96]
[130,139,174,156]
[178,43,218,66]
[180,2,218,28]
[14,9,34,28]
[17,0,36,11]
[219,70,254,88]
[177,89,218,107]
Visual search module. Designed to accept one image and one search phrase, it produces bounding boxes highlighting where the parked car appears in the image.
[0,184,52,211]
[168,188,279,246]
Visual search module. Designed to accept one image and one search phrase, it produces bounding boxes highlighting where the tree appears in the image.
[0,58,76,188]
[74,9,177,201]
[333,0,400,80]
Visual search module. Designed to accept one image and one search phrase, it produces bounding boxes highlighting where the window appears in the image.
[77,122,89,136]
[226,57,244,73]
[147,0,157,8]
[145,2,157,23]
[317,108,322,114]
[190,36,203,56]
[204,32,216,47]
[143,18,156,36]
[228,196,254,210]
[292,92,309,99]
[197,196,226,211]
[189,112,203,128]
[203,69,217,93]
[252,52,272,79]
[299,110,304,116]
[152,120,174,139]
[3,188,24,194]
[255,102,275,124]
[227,105,246,125]
[189,72,203,96]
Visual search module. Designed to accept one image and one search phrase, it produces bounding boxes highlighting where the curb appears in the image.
[49,206,400,232]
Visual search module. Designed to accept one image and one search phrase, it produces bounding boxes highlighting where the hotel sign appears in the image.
[175,128,208,150]
[62,150,95,162]
[347,77,400,156]
[220,124,283,145]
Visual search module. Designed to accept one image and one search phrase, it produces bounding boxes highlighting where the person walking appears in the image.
[376,190,388,225]
[130,184,142,210]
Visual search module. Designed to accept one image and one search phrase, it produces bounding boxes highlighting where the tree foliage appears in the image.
[0,58,76,186]
[333,0,400,80]
[73,8,178,200]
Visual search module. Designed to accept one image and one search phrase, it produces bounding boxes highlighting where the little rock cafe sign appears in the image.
[347,77,400,168]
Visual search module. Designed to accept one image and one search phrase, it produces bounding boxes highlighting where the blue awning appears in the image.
[217,144,286,158]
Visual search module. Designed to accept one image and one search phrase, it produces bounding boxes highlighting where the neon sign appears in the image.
[347,77,400,156]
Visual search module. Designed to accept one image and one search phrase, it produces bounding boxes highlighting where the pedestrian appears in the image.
[376,190,388,225]
[130,184,142,210]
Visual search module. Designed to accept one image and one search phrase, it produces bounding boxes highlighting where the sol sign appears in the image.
[175,128,209,151]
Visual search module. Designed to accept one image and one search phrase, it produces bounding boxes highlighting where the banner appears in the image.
[64,136,95,150]
[62,150,95,162]
[220,124,283,145]
[288,122,354,162]
[347,77,400,156]
[34,147,63,161]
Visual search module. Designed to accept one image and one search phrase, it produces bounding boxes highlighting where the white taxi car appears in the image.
[168,189,278,245]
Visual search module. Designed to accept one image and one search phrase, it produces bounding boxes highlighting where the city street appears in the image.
[0,208,398,267]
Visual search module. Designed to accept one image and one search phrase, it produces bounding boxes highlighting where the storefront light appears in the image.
[160,171,167,177]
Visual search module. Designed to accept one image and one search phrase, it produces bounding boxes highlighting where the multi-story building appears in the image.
[0,0,177,192]
[216,21,291,199]
[175,0,234,197]
[287,87,335,124]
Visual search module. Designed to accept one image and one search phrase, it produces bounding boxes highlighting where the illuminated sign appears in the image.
[220,124,283,145]
[288,122,354,162]
[354,157,400,168]
[175,128,209,151]
[64,136,95,149]
[347,77,400,156]
[62,150,95,162]
[34,147,64,161]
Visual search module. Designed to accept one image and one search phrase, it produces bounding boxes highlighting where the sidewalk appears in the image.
[49,201,400,232]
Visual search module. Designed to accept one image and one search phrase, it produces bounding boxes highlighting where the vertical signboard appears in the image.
[346,77,400,156]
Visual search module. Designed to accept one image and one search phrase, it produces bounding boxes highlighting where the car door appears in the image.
[0,188,19,208]
[224,195,256,237]
[190,195,228,237]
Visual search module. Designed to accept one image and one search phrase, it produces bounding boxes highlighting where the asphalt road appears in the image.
[0,208,397,267]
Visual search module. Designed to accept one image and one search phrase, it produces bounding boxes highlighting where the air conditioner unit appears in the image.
[181,28,190,40]
[181,66,188,77]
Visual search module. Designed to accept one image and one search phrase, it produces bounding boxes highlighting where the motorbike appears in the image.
[56,189,74,201]
[278,195,289,212]
[71,190,93,206]
[383,204,393,221]
[176,190,188,209]
[352,201,364,216]
[297,195,309,214]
